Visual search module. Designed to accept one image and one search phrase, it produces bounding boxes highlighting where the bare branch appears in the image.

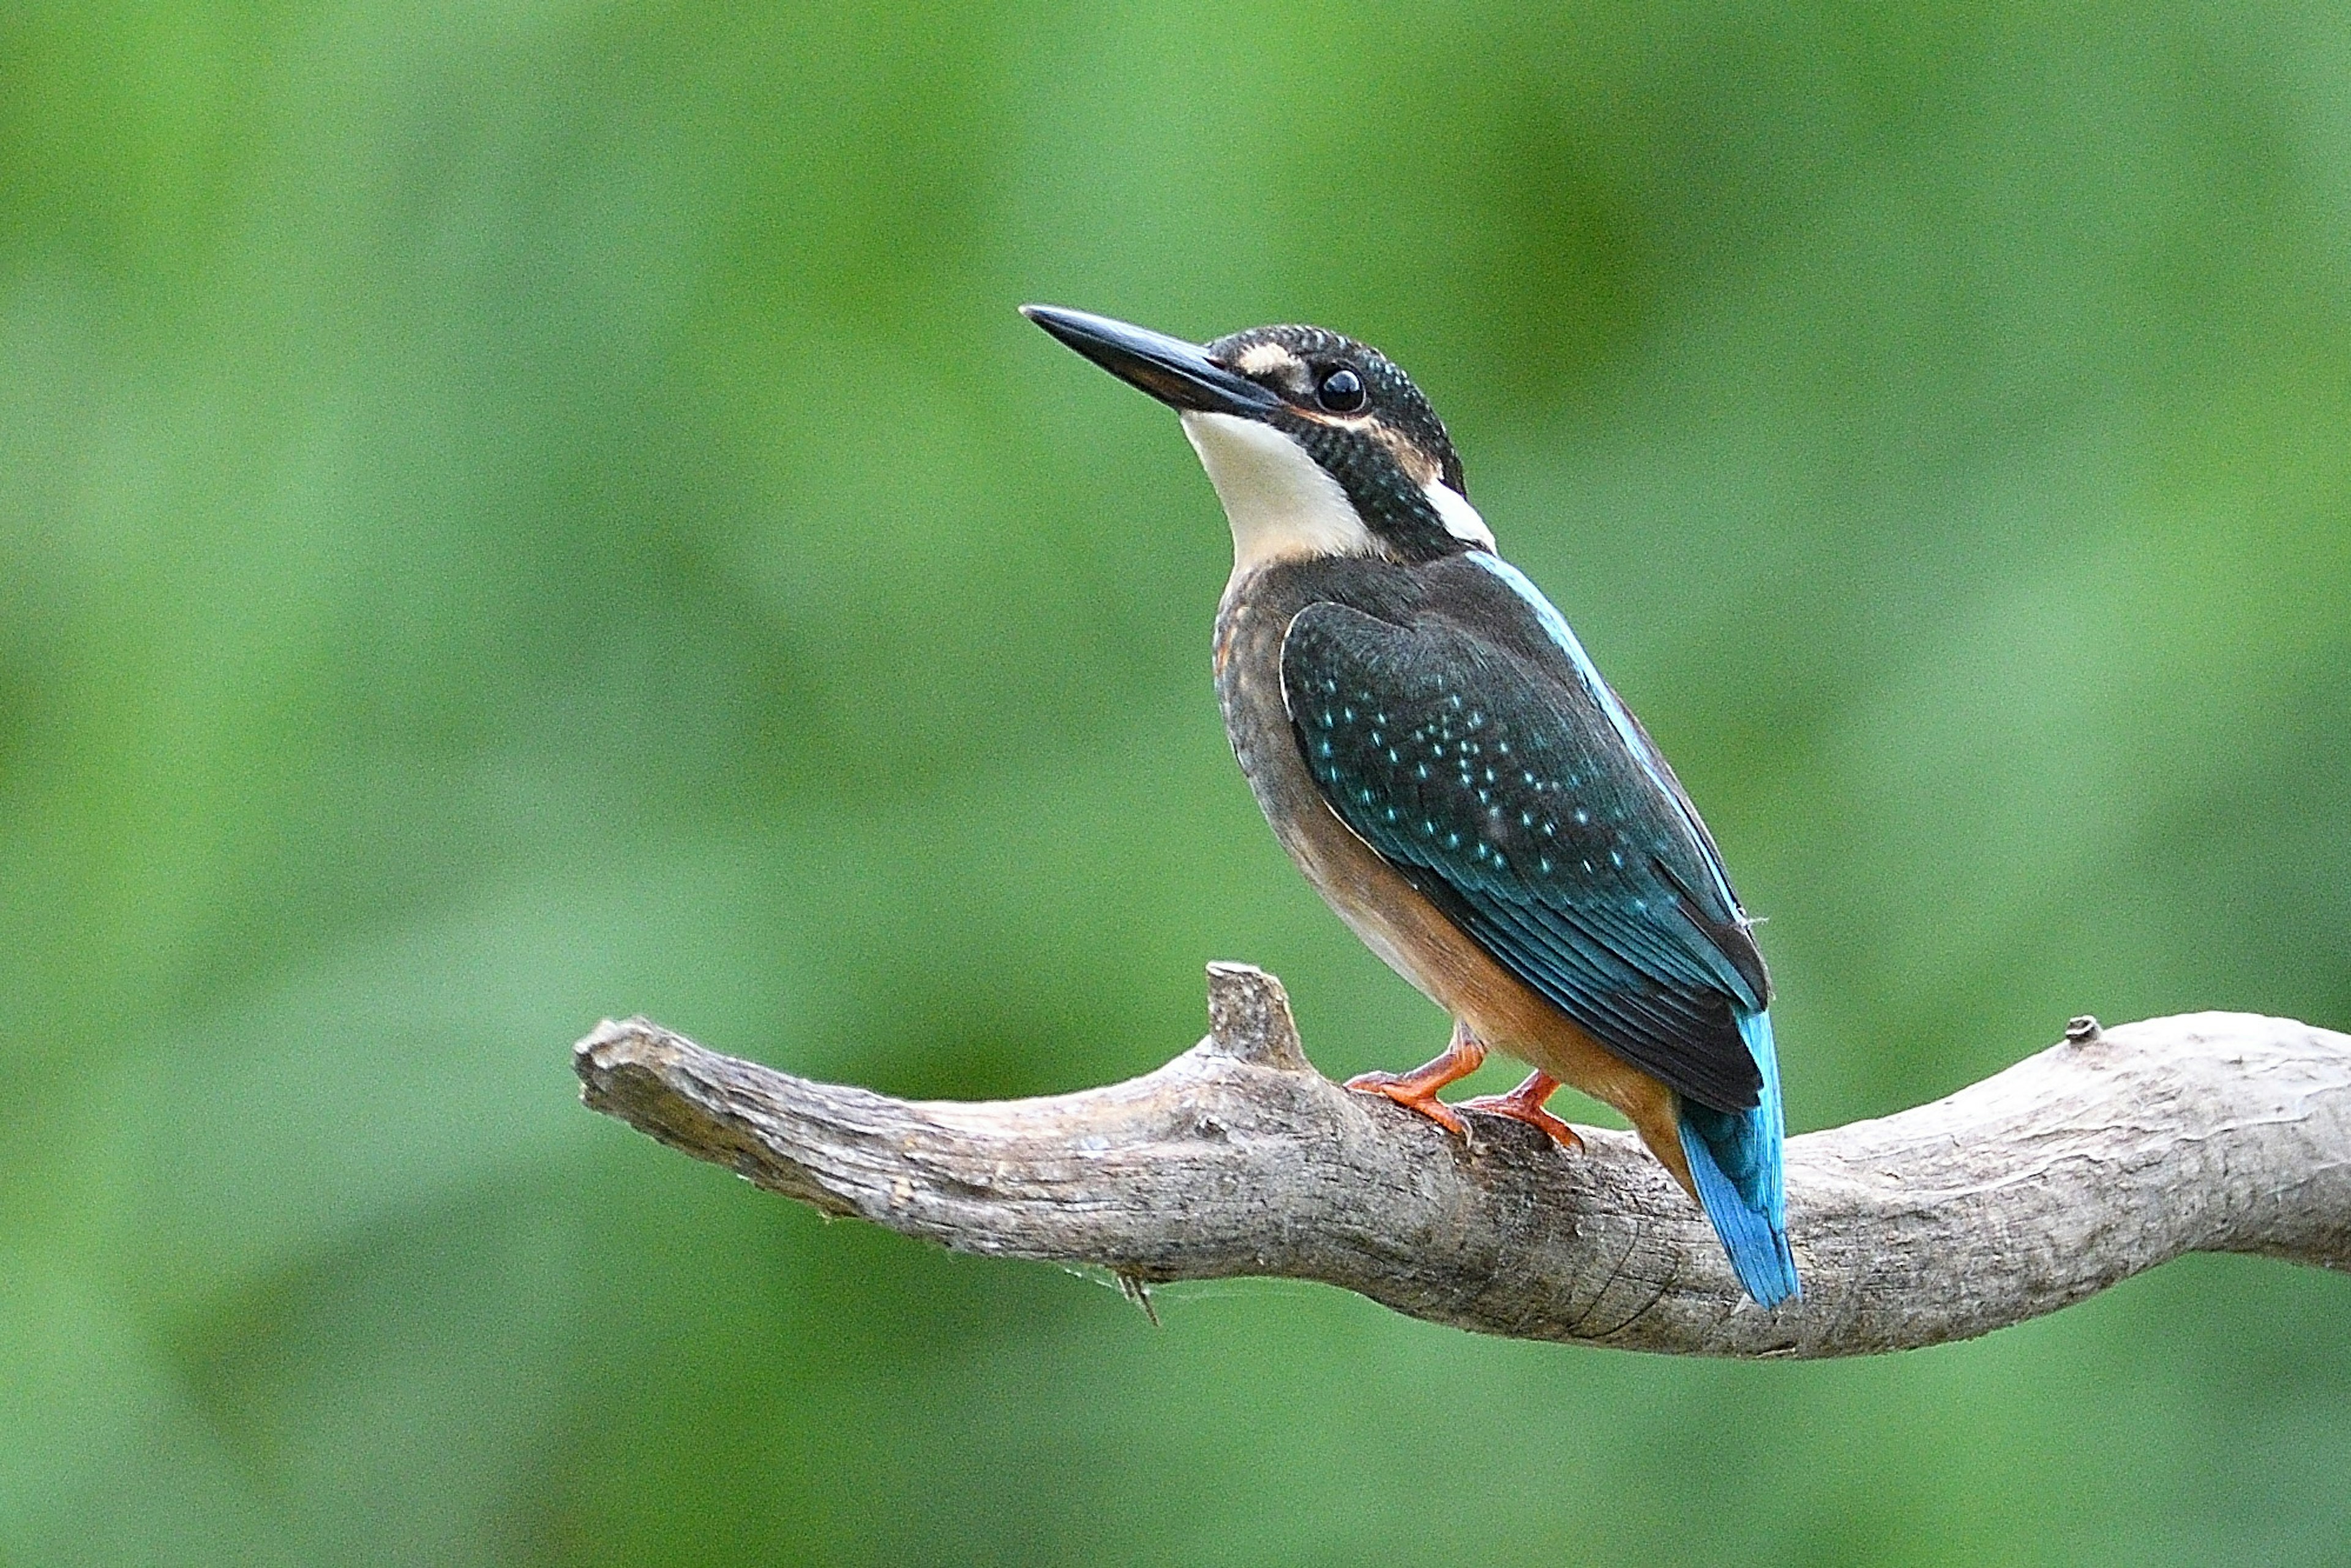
[572,963,2351,1357]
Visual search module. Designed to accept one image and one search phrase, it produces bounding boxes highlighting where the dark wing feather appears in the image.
[1282,599,1765,1112]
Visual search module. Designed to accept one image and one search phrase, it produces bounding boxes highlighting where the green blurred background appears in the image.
[6,1,2350,1561]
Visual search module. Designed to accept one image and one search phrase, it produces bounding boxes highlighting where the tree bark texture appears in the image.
[572,963,2351,1357]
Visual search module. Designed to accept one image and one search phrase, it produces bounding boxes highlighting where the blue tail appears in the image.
[1677,1008,1799,1307]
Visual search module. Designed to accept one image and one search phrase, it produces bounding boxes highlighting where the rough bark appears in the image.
[572,963,2351,1357]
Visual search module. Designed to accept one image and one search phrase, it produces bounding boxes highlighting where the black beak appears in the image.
[1021,304,1279,417]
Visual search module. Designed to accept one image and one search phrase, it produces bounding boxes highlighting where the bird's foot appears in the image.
[1344,1070,1468,1135]
[1457,1071,1584,1153]
[1343,1024,1487,1137]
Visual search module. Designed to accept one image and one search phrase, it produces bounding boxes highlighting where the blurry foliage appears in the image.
[4,0,2350,1562]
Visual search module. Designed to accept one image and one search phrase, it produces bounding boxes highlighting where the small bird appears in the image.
[1023,304,1798,1307]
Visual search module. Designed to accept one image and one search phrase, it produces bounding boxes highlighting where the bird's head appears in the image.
[1022,304,1491,570]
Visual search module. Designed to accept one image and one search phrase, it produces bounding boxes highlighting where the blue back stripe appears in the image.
[1466,554,1744,920]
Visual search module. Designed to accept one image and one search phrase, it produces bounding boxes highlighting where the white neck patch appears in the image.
[1179,411,1377,569]
[1424,478,1494,549]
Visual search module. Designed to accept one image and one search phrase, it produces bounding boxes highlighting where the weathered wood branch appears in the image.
[572,963,2351,1357]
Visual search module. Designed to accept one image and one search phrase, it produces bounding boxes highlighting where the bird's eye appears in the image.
[1316,367,1367,413]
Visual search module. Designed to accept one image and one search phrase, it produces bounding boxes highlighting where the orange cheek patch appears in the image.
[1373,423,1439,486]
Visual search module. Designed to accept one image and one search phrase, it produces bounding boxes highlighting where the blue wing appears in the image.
[1278,565,1766,1113]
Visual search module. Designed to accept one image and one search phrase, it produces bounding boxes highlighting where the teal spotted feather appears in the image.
[1280,566,1798,1304]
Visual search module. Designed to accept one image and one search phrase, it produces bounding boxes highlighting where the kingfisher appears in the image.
[1022,305,1798,1307]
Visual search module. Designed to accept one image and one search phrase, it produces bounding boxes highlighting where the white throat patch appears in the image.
[1179,411,1376,569]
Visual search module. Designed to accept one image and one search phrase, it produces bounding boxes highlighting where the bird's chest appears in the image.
[1213,585,1322,865]
[1212,575,1452,1002]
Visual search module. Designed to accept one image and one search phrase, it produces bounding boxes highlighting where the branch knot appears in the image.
[1200,962,1310,1072]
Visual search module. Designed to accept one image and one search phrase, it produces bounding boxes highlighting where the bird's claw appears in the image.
[1455,1091,1584,1152]
[1344,1071,1468,1135]
[1345,1027,1486,1138]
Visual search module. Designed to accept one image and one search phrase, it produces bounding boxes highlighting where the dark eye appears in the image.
[1316,367,1367,413]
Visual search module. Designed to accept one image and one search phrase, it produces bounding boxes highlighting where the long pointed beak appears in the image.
[1021,304,1279,417]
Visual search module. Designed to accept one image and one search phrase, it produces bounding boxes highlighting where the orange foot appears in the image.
[1458,1071,1585,1153]
[1344,1024,1486,1136]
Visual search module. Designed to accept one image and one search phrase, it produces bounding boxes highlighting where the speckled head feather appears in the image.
[1204,326,1466,492]
[1202,324,1477,565]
